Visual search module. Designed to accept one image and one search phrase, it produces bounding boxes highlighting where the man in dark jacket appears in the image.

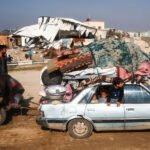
[0,45,6,104]
[0,45,9,105]
[0,45,8,75]
[107,77,124,107]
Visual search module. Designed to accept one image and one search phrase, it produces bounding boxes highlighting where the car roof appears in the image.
[88,82,150,90]
[89,82,136,87]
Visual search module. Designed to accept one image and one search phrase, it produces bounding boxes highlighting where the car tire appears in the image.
[41,69,62,86]
[0,108,6,125]
[68,119,93,139]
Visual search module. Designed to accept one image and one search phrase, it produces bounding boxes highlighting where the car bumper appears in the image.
[36,116,67,130]
[36,116,48,128]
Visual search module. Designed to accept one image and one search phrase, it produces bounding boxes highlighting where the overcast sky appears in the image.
[0,0,150,32]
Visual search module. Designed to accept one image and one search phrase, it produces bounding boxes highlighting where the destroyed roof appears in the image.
[13,24,40,37]
[38,16,97,29]
[13,17,97,43]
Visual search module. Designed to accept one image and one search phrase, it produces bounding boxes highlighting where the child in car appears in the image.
[91,89,108,103]
[97,89,108,103]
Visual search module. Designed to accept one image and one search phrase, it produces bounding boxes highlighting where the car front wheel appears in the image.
[68,119,93,139]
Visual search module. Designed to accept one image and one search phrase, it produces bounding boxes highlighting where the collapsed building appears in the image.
[12,17,97,49]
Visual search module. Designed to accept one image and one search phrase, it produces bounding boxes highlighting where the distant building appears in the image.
[128,32,141,38]
[141,31,150,37]
[128,31,150,38]
[83,19,106,39]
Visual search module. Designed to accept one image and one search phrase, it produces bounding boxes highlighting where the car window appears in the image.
[89,85,109,104]
[147,85,150,90]
[79,88,96,104]
[142,87,150,103]
[79,94,90,104]
[124,85,150,104]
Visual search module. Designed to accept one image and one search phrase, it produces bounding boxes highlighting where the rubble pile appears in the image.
[7,49,26,61]
[135,37,150,54]
[7,48,44,62]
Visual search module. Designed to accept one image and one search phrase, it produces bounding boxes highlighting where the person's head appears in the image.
[0,45,3,58]
[113,77,124,88]
[100,89,107,98]
[1,45,7,54]
[8,54,11,58]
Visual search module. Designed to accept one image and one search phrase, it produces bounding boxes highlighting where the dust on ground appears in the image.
[0,70,150,150]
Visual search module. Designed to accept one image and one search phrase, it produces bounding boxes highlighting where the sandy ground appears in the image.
[0,70,150,150]
[10,70,43,105]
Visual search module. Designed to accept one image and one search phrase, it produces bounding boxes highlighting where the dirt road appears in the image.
[0,70,150,150]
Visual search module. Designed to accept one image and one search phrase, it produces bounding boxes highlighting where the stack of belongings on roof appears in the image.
[64,38,150,90]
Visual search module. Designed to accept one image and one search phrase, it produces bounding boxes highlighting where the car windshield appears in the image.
[72,87,95,104]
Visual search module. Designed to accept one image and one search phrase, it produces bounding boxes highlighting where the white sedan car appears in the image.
[36,83,150,139]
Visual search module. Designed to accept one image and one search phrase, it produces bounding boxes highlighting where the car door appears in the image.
[84,86,125,131]
[64,87,94,119]
[124,84,150,130]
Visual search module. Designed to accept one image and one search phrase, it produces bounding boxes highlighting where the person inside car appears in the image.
[91,89,108,103]
[98,89,108,103]
[107,77,124,107]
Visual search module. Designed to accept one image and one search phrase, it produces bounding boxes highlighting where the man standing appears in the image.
[28,50,33,60]
[107,77,124,107]
[0,46,2,57]
[0,45,7,104]
[0,45,10,105]
[0,45,8,75]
